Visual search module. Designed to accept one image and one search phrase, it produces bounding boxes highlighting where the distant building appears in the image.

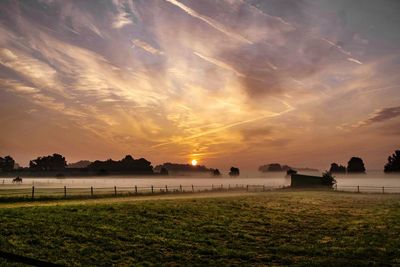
[291,174,325,188]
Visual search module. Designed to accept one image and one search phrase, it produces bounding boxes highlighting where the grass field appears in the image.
[0,191,400,266]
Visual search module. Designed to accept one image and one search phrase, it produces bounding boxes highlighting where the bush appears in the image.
[321,171,336,188]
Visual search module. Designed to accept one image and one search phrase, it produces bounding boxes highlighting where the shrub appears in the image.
[321,171,336,188]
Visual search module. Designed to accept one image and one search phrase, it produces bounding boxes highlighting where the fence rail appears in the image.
[335,185,400,194]
[1,184,399,201]
[0,184,281,200]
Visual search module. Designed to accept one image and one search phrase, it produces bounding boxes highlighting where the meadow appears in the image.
[0,190,400,266]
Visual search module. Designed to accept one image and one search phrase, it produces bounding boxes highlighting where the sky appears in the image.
[0,0,399,170]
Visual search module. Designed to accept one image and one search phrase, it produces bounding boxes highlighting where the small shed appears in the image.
[291,173,324,188]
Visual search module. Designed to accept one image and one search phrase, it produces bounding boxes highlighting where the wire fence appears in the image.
[335,185,400,194]
[0,184,281,200]
[1,184,400,201]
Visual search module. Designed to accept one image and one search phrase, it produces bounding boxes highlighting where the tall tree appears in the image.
[229,167,240,177]
[329,163,346,173]
[29,153,67,171]
[268,163,282,172]
[0,156,15,172]
[384,150,400,172]
[347,157,366,173]
[212,169,221,177]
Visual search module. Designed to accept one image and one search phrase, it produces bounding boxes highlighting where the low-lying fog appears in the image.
[1,171,400,190]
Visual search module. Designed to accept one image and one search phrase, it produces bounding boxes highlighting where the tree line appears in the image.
[1,149,400,174]
[0,154,154,175]
[329,151,400,173]
[329,157,366,173]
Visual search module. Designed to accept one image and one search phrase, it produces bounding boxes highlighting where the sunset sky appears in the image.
[0,0,399,170]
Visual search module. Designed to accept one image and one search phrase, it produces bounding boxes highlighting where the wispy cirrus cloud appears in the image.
[0,0,399,169]
[112,0,134,28]
[132,39,164,56]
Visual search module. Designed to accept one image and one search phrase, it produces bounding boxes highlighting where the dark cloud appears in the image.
[364,106,400,125]
[240,127,291,147]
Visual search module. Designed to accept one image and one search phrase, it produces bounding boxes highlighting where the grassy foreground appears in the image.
[0,191,400,266]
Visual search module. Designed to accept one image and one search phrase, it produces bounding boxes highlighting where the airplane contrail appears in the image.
[194,52,245,77]
[151,105,294,148]
[164,0,253,44]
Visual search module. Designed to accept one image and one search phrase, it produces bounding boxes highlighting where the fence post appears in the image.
[246,185,249,191]
[221,184,223,190]
[382,186,385,194]
[165,185,168,193]
[357,186,360,193]
[263,185,265,192]
[192,184,194,192]
[91,186,94,197]
[114,186,117,196]
[228,184,230,190]
[180,184,182,192]
[64,186,67,198]
[31,186,35,199]
[151,185,154,193]
[212,184,214,190]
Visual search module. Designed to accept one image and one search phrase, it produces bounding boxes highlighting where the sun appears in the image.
[191,159,198,166]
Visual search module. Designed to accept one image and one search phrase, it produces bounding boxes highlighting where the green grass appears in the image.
[0,191,400,266]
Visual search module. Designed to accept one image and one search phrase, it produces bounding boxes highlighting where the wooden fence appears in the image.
[1,184,399,200]
[335,185,400,194]
[0,184,280,200]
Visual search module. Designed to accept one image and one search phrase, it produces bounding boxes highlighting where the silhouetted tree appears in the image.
[321,171,336,187]
[259,163,296,172]
[29,153,67,171]
[97,169,109,176]
[0,156,15,172]
[347,157,366,173]
[286,169,297,176]
[268,163,282,172]
[160,167,169,176]
[67,160,92,168]
[55,173,65,178]
[154,163,211,173]
[212,169,221,177]
[229,167,240,177]
[87,155,153,174]
[384,150,400,173]
[122,155,134,162]
[329,163,346,173]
